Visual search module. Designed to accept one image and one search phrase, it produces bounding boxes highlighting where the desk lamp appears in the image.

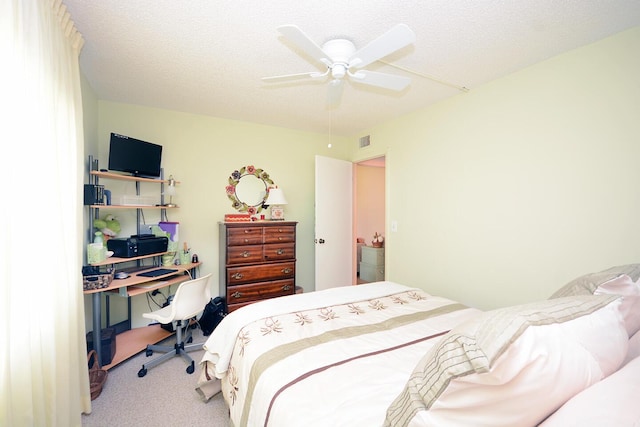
[265,187,288,220]
[164,175,178,208]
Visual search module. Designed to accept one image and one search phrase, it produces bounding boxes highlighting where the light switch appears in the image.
[391,220,398,232]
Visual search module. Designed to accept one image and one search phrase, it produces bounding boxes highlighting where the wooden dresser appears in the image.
[219,221,297,312]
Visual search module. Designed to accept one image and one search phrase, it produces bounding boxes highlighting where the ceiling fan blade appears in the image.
[326,79,344,107]
[262,71,326,83]
[349,24,416,69]
[278,25,331,66]
[350,70,411,91]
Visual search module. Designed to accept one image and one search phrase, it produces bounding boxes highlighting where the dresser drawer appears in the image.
[227,245,264,265]
[264,226,295,243]
[227,261,295,285]
[220,222,297,313]
[263,243,295,261]
[361,246,384,266]
[228,227,263,246]
[226,279,295,305]
[360,262,385,282]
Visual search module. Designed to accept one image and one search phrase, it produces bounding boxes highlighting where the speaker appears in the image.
[84,184,105,205]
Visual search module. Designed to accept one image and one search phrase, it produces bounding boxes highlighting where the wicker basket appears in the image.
[87,350,108,400]
[83,270,114,291]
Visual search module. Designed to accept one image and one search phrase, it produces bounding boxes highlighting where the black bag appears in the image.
[199,296,227,336]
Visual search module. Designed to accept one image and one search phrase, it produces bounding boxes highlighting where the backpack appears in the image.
[199,296,227,336]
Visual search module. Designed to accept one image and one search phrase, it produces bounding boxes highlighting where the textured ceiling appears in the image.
[63,1,640,137]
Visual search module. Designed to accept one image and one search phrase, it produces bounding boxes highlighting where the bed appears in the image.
[196,264,640,426]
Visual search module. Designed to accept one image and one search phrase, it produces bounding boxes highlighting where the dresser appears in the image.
[360,246,385,282]
[219,221,297,312]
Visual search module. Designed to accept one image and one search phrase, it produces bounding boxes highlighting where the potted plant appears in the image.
[372,232,384,248]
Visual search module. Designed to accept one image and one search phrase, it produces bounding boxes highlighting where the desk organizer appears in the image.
[82,269,114,291]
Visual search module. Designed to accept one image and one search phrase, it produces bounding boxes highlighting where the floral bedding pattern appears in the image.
[212,286,480,427]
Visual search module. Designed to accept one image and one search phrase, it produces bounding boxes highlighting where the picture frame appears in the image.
[270,205,285,220]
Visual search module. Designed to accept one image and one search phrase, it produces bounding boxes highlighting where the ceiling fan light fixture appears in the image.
[331,63,347,79]
[264,24,416,106]
[321,39,356,63]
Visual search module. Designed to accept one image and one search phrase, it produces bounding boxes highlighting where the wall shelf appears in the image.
[85,155,191,367]
[90,169,180,184]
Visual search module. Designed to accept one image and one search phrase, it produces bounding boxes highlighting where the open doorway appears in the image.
[355,156,386,284]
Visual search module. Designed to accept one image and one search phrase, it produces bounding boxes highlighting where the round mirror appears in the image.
[225,165,274,214]
[235,174,266,206]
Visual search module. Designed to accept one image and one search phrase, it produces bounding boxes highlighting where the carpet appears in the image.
[82,327,229,426]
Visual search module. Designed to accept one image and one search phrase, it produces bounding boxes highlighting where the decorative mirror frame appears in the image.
[225,165,274,214]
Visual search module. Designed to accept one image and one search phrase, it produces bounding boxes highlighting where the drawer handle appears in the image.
[242,251,250,258]
[244,230,250,234]
[276,249,284,255]
[244,238,249,243]
[278,237,283,241]
[282,284,291,291]
[282,268,292,274]
[232,291,242,299]
[231,272,244,280]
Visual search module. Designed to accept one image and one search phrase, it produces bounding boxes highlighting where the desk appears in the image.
[84,260,201,367]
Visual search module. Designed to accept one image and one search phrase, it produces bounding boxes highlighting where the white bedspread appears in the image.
[197,281,481,426]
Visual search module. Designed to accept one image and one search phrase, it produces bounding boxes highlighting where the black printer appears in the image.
[107,234,168,258]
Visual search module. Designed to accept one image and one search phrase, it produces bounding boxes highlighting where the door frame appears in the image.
[354,154,387,283]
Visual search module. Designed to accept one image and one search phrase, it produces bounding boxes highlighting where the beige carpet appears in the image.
[82,327,229,427]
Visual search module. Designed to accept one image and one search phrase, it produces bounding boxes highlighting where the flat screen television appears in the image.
[108,133,163,178]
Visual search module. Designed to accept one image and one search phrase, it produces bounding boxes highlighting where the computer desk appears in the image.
[83,261,201,368]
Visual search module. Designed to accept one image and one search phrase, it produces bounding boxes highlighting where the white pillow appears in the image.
[539,354,640,426]
[384,295,628,427]
[622,329,640,366]
[550,264,640,336]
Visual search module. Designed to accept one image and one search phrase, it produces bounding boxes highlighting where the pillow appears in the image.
[622,329,640,366]
[550,263,640,336]
[384,295,627,427]
[539,354,640,426]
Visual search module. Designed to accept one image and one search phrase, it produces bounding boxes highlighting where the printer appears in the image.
[107,235,168,258]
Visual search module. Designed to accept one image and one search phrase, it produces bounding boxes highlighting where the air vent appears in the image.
[359,135,371,148]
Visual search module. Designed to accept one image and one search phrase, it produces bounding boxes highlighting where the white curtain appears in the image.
[1,0,91,425]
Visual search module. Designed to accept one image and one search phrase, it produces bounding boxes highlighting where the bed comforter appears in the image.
[197,281,481,426]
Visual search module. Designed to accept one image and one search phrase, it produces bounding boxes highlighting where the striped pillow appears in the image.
[550,264,640,336]
[384,295,627,427]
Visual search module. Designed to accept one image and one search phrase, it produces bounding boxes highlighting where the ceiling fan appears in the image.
[262,24,416,106]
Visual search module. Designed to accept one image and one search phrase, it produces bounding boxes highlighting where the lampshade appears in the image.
[265,187,288,205]
[266,187,288,220]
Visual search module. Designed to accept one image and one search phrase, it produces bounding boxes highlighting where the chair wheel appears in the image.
[186,361,194,374]
[138,367,147,377]
[146,349,153,357]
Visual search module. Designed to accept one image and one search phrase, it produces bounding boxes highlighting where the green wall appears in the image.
[85,101,349,328]
[83,25,640,329]
[352,26,640,309]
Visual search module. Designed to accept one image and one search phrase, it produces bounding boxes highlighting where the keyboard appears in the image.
[137,268,178,278]
[133,281,168,289]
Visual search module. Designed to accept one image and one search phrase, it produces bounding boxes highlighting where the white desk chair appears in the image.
[137,273,212,377]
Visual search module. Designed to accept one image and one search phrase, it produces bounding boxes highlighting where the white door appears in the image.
[315,155,353,291]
